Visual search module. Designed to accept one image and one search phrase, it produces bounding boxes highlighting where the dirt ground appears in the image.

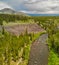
[5,23,45,35]
[28,34,49,65]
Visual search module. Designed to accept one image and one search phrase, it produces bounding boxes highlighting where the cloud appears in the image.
[0,2,12,10]
[0,0,25,11]
[0,0,59,14]
[24,0,59,14]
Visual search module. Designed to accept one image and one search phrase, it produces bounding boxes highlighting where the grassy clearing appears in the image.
[3,20,35,26]
[33,31,46,41]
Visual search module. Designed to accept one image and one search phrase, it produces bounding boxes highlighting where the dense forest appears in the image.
[0,14,32,23]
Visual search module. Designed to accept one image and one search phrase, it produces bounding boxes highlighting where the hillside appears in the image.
[0,8,28,16]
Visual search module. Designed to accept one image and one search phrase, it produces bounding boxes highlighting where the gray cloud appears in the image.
[0,0,24,10]
[0,0,59,14]
[0,2,12,10]
[24,0,59,14]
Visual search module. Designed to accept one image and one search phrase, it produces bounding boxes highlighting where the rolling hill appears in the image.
[0,8,28,16]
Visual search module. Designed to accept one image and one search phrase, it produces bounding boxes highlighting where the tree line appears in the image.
[0,14,31,23]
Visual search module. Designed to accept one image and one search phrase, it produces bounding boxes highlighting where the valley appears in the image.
[0,10,59,65]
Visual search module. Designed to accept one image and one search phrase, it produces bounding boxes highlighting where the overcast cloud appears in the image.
[0,0,59,14]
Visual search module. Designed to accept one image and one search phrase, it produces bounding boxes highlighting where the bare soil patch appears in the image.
[5,23,44,35]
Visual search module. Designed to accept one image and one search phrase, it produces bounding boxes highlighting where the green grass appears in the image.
[3,20,35,26]
[33,31,46,41]
[48,50,59,65]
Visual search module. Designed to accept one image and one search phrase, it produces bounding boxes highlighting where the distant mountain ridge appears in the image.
[0,8,16,14]
[1,8,59,16]
[0,8,28,16]
[28,14,59,16]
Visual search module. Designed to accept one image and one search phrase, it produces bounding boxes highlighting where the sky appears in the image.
[0,0,59,14]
